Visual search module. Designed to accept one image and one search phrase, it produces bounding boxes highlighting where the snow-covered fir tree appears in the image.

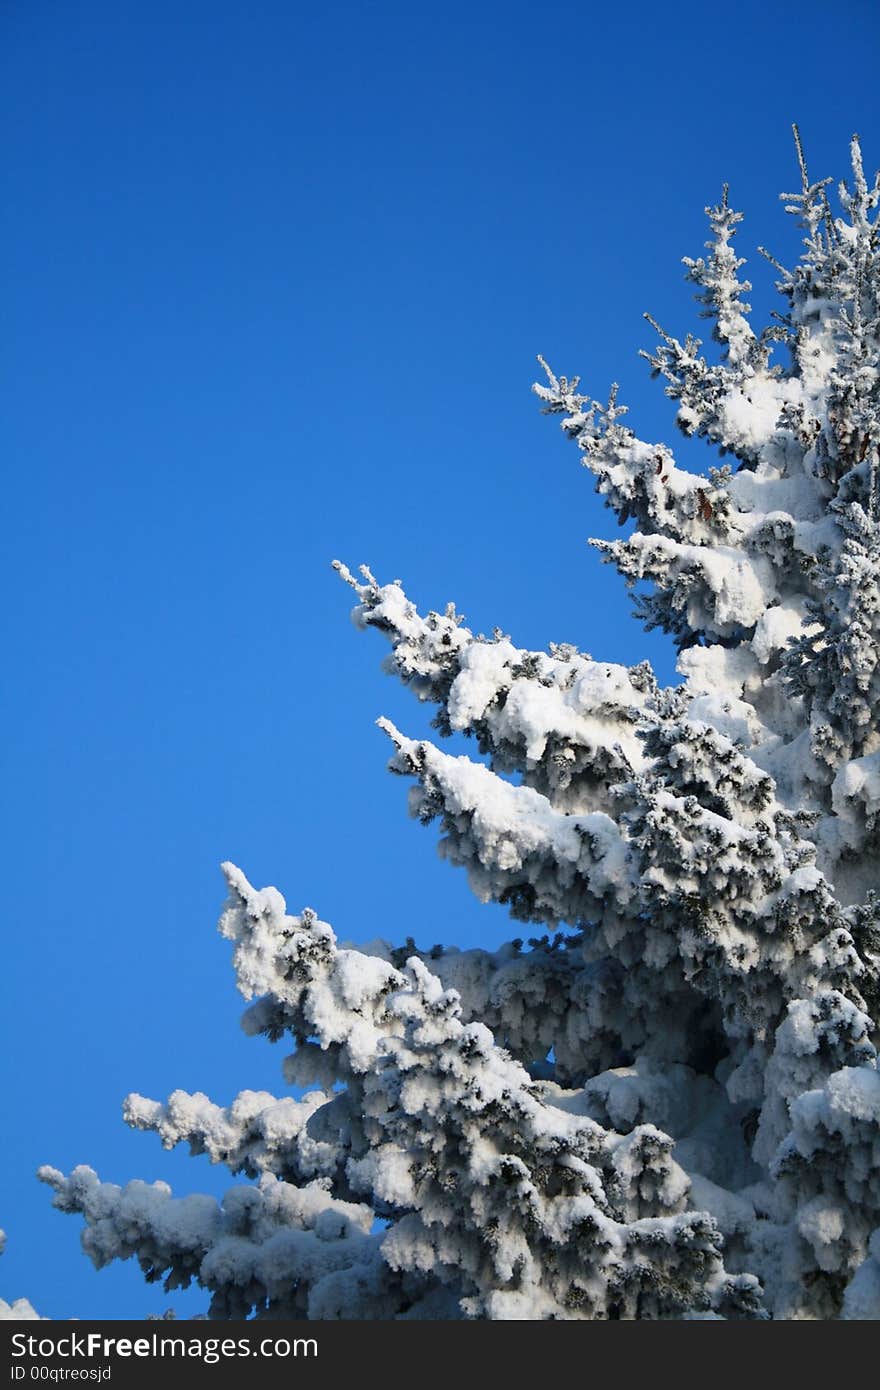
[18,129,880,1320]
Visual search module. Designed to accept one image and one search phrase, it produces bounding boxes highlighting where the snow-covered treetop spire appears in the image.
[781,121,835,256]
[528,129,880,790]
[680,181,759,370]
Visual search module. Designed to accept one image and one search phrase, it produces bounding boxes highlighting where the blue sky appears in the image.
[3,0,879,1319]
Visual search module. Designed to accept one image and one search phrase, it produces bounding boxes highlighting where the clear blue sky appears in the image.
[3,0,879,1320]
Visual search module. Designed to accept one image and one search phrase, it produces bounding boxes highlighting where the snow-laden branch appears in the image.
[532,358,745,526]
[334,561,653,814]
[38,1164,389,1320]
[379,717,633,924]
[124,1088,345,1190]
[378,712,870,1055]
[44,865,763,1320]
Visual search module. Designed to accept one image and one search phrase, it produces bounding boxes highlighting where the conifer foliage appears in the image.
[15,130,880,1320]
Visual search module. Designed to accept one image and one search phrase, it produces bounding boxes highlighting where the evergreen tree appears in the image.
[14,129,880,1320]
